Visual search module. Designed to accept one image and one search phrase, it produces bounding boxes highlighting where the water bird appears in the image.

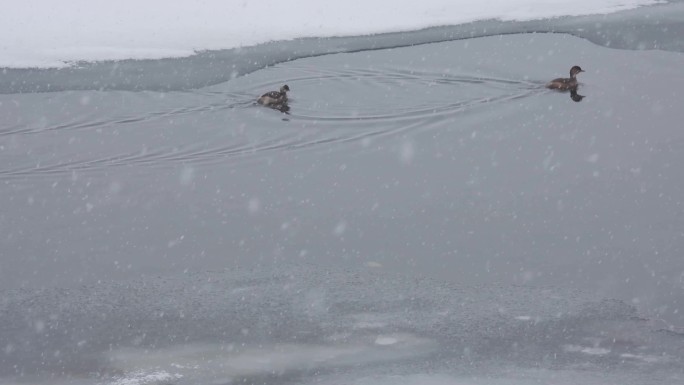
[546,66,584,91]
[257,85,290,107]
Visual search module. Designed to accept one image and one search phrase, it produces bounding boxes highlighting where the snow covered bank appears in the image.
[0,0,662,68]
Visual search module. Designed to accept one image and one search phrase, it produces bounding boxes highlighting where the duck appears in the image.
[257,85,290,107]
[546,66,584,91]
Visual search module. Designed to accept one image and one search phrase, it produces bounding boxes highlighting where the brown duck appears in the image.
[546,66,584,90]
[257,85,290,106]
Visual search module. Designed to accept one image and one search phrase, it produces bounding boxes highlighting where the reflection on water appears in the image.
[1,33,684,384]
[1,34,683,318]
[550,86,586,102]
[0,57,539,178]
[570,88,585,102]
[274,103,291,114]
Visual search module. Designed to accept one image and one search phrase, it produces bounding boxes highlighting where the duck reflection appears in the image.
[570,88,585,102]
[273,103,290,113]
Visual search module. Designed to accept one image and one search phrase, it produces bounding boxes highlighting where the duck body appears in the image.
[546,66,584,91]
[257,85,290,106]
[546,77,578,90]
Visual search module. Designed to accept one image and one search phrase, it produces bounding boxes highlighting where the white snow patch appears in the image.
[105,370,182,385]
[0,0,662,68]
[170,363,198,369]
[563,344,611,355]
[107,337,436,378]
[620,353,666,363]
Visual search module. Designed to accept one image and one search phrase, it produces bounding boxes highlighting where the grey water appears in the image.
[2,2,684,384]
[2,265,683,385]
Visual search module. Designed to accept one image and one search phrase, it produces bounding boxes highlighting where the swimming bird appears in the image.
[546,66,584,91]
[257,85,290,107]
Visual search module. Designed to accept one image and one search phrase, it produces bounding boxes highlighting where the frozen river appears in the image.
[1,2,684,384]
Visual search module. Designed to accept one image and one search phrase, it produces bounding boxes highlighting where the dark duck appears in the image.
[257,85,290,107]
[546,66,584,91]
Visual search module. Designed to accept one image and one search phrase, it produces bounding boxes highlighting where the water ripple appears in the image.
[0,46,543,179]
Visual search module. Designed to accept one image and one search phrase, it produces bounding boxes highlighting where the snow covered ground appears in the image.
[0,0,662,68]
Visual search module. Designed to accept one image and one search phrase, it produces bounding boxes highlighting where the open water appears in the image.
[1,2,684,384]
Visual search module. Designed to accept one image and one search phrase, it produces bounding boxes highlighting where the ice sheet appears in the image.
[0,0,661,67]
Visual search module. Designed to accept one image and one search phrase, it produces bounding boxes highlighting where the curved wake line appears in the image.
[0,89,540,179]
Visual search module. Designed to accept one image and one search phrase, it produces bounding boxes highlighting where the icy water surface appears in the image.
[2,18,684,385]
[2,32,683,318]
[1,265,683,384]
